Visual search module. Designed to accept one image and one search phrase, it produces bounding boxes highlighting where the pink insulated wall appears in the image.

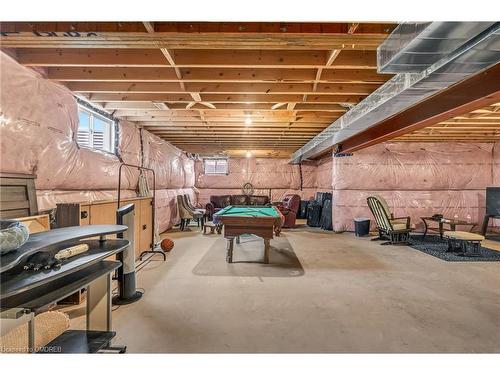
[195,157,320,204]
[2,50,498,235]
[0,51,196,233]
[331,142,500,232]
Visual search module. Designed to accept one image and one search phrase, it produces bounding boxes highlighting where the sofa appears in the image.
[205,194,270,219]
[275,194,301,228]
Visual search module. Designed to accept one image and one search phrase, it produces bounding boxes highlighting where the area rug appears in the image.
[192,234,304,277]
[408,235,500,262]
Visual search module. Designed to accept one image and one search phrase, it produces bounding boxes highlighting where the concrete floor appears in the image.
[70,222,500,353]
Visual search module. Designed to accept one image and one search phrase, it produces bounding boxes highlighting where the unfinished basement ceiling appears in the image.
[395,103,500,142]
[0,21,396,157]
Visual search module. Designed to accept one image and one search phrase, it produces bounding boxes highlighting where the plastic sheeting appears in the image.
[1,51,196,232]
[494,143,500,186]
[118,120,142,166]
[316,157,333,189]
[333,143,494,190]
[195,157,320,204]
[195,158,316,190]
[0,52,137,191]
[197,188,317,205]
[142,130,194,189]
[333,189,487,232]
[301,161,317,188]
[155,188,197,233]
[331,142,500,232]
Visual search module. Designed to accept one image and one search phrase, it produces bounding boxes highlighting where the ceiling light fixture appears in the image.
[245,116,252,126]
[246,151,252,158]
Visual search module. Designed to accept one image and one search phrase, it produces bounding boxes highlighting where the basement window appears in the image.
[203,158,228,175]
[77,106,115,153]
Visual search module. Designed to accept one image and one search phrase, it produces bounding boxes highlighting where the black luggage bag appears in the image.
[306,201,322,227]
[298,200,309,219]
[319,198,333,230]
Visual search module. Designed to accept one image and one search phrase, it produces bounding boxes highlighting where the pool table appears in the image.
[213,205,284,263]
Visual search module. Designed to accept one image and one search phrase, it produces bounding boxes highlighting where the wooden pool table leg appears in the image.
[263,239,270,264]
[226,238,234,263]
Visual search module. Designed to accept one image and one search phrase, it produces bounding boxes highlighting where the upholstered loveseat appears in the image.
[205,194,270,219]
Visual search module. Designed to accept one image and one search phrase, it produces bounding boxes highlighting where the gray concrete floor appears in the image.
[70,222,500,353]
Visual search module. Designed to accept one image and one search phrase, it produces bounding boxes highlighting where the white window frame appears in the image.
[203,158,229,175]
[76,105,115,153]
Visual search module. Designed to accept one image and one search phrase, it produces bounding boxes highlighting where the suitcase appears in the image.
[306,201,322,227]
[319,198,333,231]
[298,200,309,219]
[315,192,332,205]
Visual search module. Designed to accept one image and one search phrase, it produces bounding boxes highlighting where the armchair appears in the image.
[184,194,206,216]
[205,195,231,220]
[177,195,204,231]
[275,194,301,228]
[366,195,411,245]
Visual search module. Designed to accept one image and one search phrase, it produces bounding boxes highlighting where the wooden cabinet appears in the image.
[139,198,153,254]
[14,214,51,234]
[56,197,153,260]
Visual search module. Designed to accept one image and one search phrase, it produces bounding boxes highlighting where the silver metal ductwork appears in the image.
[290,22,500,164]
[378,22,495,73]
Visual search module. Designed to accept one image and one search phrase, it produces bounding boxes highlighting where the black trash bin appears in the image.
[354,218,370,237]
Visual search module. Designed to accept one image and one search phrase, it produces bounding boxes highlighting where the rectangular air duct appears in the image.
[290,22,500,164]
[378,22,495,73]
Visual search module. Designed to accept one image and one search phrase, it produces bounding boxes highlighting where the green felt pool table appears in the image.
[213,205,284,263]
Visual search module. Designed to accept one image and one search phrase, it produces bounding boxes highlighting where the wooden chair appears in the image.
[367,195,412,245]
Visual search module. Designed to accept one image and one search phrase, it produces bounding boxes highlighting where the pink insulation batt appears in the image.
[0,52,196,233]
[331,142,499,232]
[1,51,498,235]
[195,157,320,203]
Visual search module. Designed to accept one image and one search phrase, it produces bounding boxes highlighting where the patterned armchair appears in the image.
[184,194,206,215]
[366,195,412,245]
[177,195,204,231]
[275,194,301,228]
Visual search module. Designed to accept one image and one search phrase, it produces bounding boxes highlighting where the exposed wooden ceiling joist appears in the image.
[1,21,398,155]
[66,81,379,95]
[99,102,347,112]
[85,93,365,103]
[340,63,500,152]
[0,33,390,50]
[46,67,390,83]
[0,22,395,34]
[14,49,378,69]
